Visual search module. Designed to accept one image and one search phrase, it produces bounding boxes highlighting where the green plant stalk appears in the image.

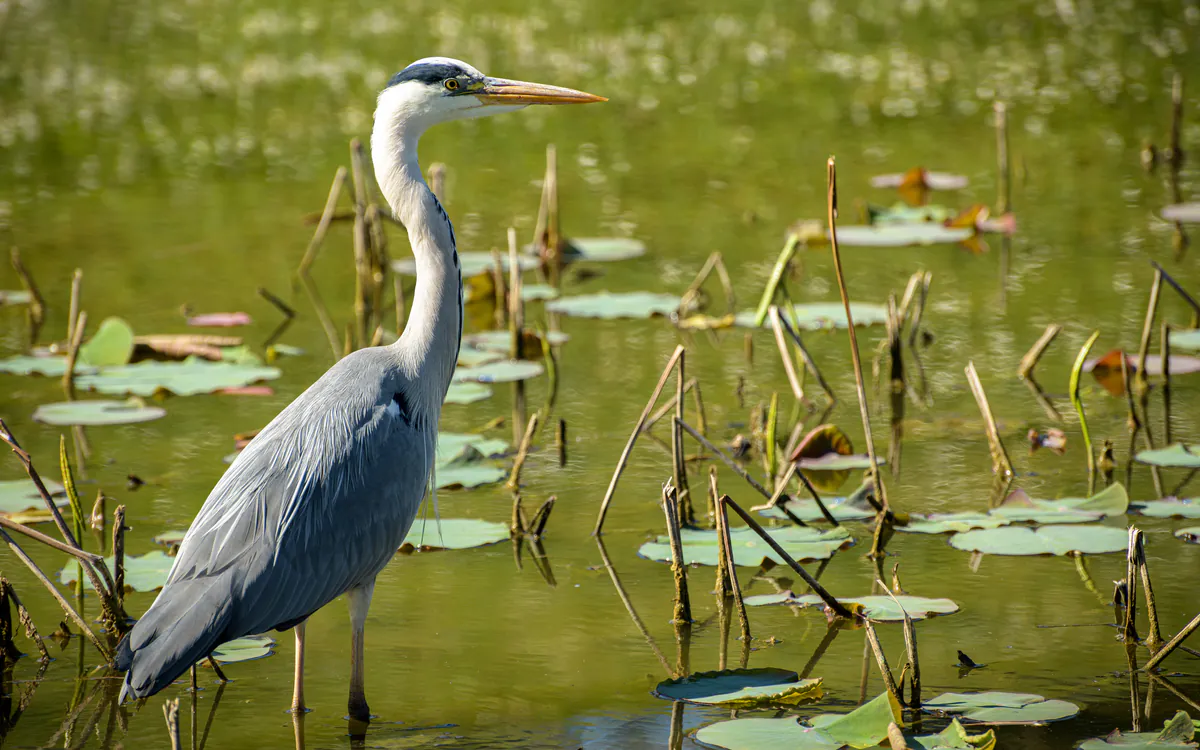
[752,233,801,327]
[59,436,86,601]
[765,392,779,478]
[1069,330,1101,487]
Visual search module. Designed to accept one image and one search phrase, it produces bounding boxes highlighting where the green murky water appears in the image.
[2,1,1200,747]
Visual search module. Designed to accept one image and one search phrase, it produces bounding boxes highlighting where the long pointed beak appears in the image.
[475,77,606,105]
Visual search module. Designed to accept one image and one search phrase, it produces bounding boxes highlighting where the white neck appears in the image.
[371,96,462,419]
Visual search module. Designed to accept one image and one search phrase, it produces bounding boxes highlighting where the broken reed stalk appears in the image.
[995,101,1010,214]
[716,495,751,644]
[556,418,567,466]
[679,251,729,314]
[863,618,903,706]
[1070,331,1101,491]
[1149,260,1200,321]
[896,271,924,325]
[769,307,806,403]
[257,287,296,348]
[1120,354,1141,432]
[965,362,1014,478]
[62,310,87,401]
[661,483,692,624]
[529,496,555,538]
[907,271,932,346]
[710,471,730,593]
[506,413,539,490]
[0,517,102,565]
[1135,269,1163,397]
[722,495,852,618]
[1,577,48,662]
[672,350,693,527]
[675,418,770,500]
[66,268,82,346]
[298,166,349,359]
[1144,611,1200,672]
[1018,324,1062,379]
[1162,323,1172,444]
[766,462,839,527]
[164,697,181,750]
[752,233,802,327]
[878,584,921,708]
[826,158,888,511]
[1137,531,1163,649]
[10,248,45,347]
[644,379,693,432]
[888,723,909,750]
[1168,73,1184,171]
[691,378,708,435]
[1123,528,1141,642]
[774,310,837,402]
[594,345,685,535]
[113,505,126,608]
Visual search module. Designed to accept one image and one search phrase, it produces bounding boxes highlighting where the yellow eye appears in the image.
[444,79,459,91]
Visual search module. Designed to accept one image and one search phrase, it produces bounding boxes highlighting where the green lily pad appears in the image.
[393,251,540,278]
[399,518,510,552]
[32,399,166,426]
[639,526,853,567]
[464,329,569,353]
[950,525,1128,556]
[1176,527,1200,543]
[899,512,1012,535]
[546,291,681,319]
[452,360,544,384]
[0,479,66,515]
[436,462,507,489]
[445,382,493,405]
[59,551,173,592]
[1132,498,1200,519]
[0,355,91,377]
[520,283,560,301]
[78,317,135,367]
[207,635,276,665]
[907,719,996,749]
[654,668,822,707]
[797,454,877,471]
[153,530,187,553]
[1167,329,1200,352]
[991,484,1128,524]
[563,237,647,262]
[867,203,957,225]
[695,691,901,750]
[437,433,508,464]
[456,346,504,368]
[1078,709,1197,748]
[834,224,975,247]
[1163,203,1200,224]
[759,495,876,523]
[734,302,889,330]
[744,593,959,621]
[924,692,1079,725]
[0,290,32,305]
[75,357,281,397]
[1137,444,1200,468]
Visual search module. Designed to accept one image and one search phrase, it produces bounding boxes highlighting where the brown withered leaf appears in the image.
[135,334,242,361]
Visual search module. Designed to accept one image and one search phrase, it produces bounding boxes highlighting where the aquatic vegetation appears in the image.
[32,398,166,426]
[207,634,276,665]
[77,317,135,366]
[444,381,493,404]
[744,593,960,622]
[733,302,889,330]
[695,691,902,750]
[451,359,544,384]
[1131,498,1200,519]
[639,525,853,567]
[186,312,252,327]
[74,357,281,397]
[0,479,67,522]
[1176,527,1200,543]
[398,518,511,553]
[545,290,682,319]
[1135,444,1200,468]
[949,525,1129,556]
[653,668,822,707]
[58,550,174,593]
[923,692,1080,725]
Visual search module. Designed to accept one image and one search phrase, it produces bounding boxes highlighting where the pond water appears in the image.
[1,1,1199,748]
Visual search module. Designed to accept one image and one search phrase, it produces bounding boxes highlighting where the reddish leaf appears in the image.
[219,386,274,396]
[187,312,252,327]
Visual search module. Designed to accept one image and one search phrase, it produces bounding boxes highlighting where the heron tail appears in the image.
[116,575,233,702]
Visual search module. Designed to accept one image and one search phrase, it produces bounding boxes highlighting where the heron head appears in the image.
[378,57,605,128]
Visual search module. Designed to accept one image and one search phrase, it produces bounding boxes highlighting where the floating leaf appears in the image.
[790,424,854,492]
[833,224,975,248]
[393,252,539,278]
[78,317,136,367]
[436,461,507,490]
[950,525,1128,556]
[1163,203,1200,223]
[135,334,242,361]
[153,530,187,554]
[1136,444,1200,468]
[695,691,901,750]
[871,169,969,191]
[907,719,996,750]
[452,359,544,384]
[734,302,889,330]
[866,202,956,225]
[520,283,560,301]
[464,329,569,354]
[1131,498,1200,519]
[75,357,281,397]
[1167,329,1200,352]
[0,290,32,305]
[546,291,681,319]
[59,551,173,592]
[0,355,88,377]
[456,346,504,368]
[924,692,1079,725]
[900,512,1011,535]
[33,399,166,426]
[445,382,492,405]
[562,237,646,262]
[1176,527,1200,544]
[1085,350,1200,396]
[744,593,959,621]
[437,433,508,465]
[638,526,853,567]
[808,692,904,748]
[398,518,510,553]
[1078,709,1197,749]
[187,312,252,327]
[989,483,1128,524]
[0,479,66,516]
[654,668,822,707]
[207,635,276,665]
[759,491,876,523]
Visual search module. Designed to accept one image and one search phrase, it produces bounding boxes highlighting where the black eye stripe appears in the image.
[387,63,468,88]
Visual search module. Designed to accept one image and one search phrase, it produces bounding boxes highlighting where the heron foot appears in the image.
[347,694,371,723]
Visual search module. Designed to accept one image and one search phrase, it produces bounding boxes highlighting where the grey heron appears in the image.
[115,57,603,720]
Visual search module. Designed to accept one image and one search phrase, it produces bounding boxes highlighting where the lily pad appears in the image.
[393,252,540,278]
[444,382,493,405]
[1176,527,1200,543]
[78,317,136,367]
[464,329,569,353]
[990,484,1129,524]
[866,203,957,225]
[187,312,251,327]
[59,551,173,592]
[900,512,1012,535]
[0,355,91,377]
[1136,444,1200,468]
[950,524,1128,556]
[153,530,187,553]
[744,593,959,621]
[32,399,166,426]
[452,359,544,384]
[695,691,901,750]
[734,302,890,330]
[0,479,66,516]
[638,526,853,567]
[437,433,508,464]
[907,719,997,750]
[871,170,969,191]
[207,635,276,665]
[546,291,681,319]
[654,668,823,707]
[1078,709,1196,748]
[1131,498,1200,519]
[436,461,507,490]
[520,284,560,301]
[1166,329,1200,352]
[0,290,32,305]
[1163,203,1200,224]
[75,357,281,397]
[398,518,510,553]
[759,490,876,523]
[833,224,975,247]
[924,692,1079,725]
[562,237,646,262]
[456,346,504,368]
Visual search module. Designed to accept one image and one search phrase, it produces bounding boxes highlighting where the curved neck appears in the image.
[372,106,461,418]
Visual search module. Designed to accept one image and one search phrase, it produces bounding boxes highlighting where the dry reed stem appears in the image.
[9,248,45,346]
[1123,528,1141,642]
[506,414,540,490]
[163,698,181,750]
[769,307,806,402]
[1136,270,1163,396]
[1143,611,1200,672]
[1150,260,1200,320]
[298,167,349,359]
[644,379,694,432]
[556,419,567,466]
[66,268,82,346]
[888,722,909,750]
[863,618,903,706]
[113,505,126,608]
[907,271,932,346]
[62,310,87,401]
[1137,532,1163,649]
[1018,324,1062,380]
[826,158,888,510]
[965,362,1013,478]
[594,345,685,535]
[773,311,836,402]
[1162,322,1172,444]
[716,496,750,643]
[0,517,103,564]
[661,483,692,624]
[1069,331,1101,491]
[2,577,48,662]
[529,496,555,538]
[672,350,693,526]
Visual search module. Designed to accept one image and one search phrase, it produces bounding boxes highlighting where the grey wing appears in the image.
[166,377,434,635]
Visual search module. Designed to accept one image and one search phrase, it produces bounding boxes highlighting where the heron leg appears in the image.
[347,579,375,722]
[291,620,308,714]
